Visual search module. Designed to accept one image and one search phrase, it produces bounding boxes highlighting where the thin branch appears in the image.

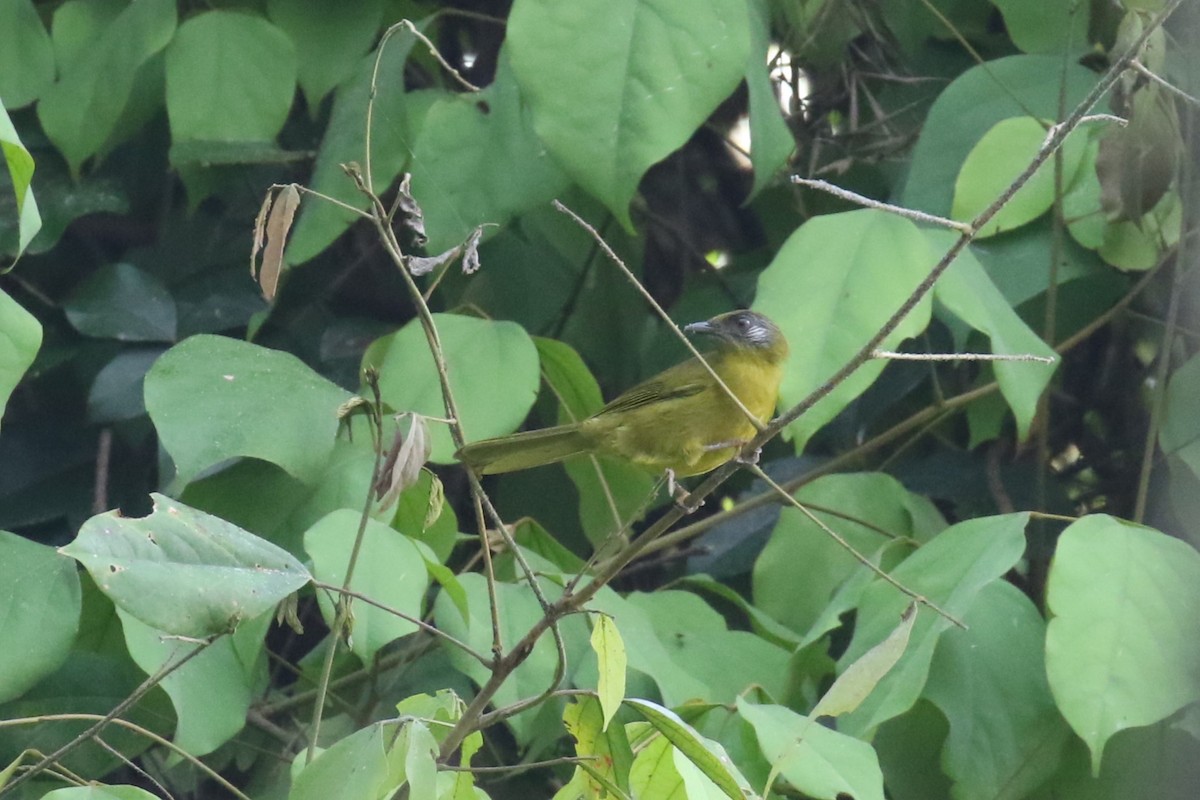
[1132,59,1200,107]
[0,715,249,800]
[791,178,974,233]
[0,639,215,797]
[308,390,387,763]
[873,349,1057,363]
[396,19,481,93]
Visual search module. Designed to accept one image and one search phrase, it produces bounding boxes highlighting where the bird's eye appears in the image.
[736,316,749,330]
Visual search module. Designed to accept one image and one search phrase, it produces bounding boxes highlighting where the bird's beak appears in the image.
[684,319,717,337]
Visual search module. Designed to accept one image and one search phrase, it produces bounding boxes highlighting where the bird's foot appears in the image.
[666,469,704,513]
[734,447,762,467]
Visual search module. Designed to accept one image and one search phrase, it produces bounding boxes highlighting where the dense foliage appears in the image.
[2,0,1199,798]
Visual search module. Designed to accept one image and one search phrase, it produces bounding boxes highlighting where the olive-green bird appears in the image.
[455,310,788,477]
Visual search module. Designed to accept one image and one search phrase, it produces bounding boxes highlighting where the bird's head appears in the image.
[684,310,788,361]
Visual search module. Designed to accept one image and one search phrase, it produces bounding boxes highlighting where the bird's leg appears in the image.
[666,469,704,513]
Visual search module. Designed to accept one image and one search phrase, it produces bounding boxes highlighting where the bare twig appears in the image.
[1131,59,1200,107]
[873,349,1057,363]
[792,178,974,233]
[0,639,215,797]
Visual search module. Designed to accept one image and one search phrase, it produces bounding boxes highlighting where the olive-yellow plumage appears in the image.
[455,311,788,477]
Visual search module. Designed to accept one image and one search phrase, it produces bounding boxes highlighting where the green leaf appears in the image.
[367,314,540,464]
[60,493,311,637]
[144,334,353,486]
[0,0,55,108]
[165,10,297,143]
[507,0,751,227]
[928,229,1058,439]
[753,472,941,640]
[744,0,794,200]
[0,289,41,430]
[590,614,627,730]
[266,0,383,110]
[1097,189,1181,271]
[36,0,176,174]
[992,0,1090,54]
[737,698,885,800]
[1161,352,1200,482]
[304,509,430,663]
[903,55,1098,216]
[286,38,428,265]
[290,720,407,800]
[753,210,933,451]
[409,52,570,255]
[626,698,751,800]
[951,116,1088,237]
[563,696,634,797]
[536,336,657,546]
[837,513,1029,737]
[1,100,42,258]
[0,532,81,704]
[813,603,915,719]
[117,609,269,756]
[1045,514,1200,775]
[924,581,1070,800]
[63,263,177,342]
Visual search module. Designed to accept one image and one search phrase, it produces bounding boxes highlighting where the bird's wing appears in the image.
[596,377,708,416]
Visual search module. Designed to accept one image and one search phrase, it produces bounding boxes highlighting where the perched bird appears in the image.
[456,310,788,477]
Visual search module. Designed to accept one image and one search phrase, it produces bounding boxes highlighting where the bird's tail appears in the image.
[456,424,593,475]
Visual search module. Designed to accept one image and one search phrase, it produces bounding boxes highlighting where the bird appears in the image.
[455,310,788,478]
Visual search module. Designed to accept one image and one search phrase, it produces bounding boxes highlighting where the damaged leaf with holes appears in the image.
[60,494,312,637]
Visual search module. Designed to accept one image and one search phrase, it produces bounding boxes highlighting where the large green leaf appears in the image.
[753,472,943,642]
[924,581,1070,800]
[928,229,1057,440]
[60,494,312,637]
[117,608,269,756]
[737,699,886,800]
[1045,515,1200,775]
[837,513,1029,737]
[36,0,176,174]
[303,509,430,663]
[743,0,794,200]
[0,289,41,430]
[42,786,160,800]
[902,55,1099,216]
[507,0,751,227]
[951,116,1088,237]
[408,52,570,254]
[367,314,540,464]
[266,0,383,110]
[144,334,353,486]
[0,532,81,704]
[753,210,933,451]
[165,10,296,143]
[0,0,55,108]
